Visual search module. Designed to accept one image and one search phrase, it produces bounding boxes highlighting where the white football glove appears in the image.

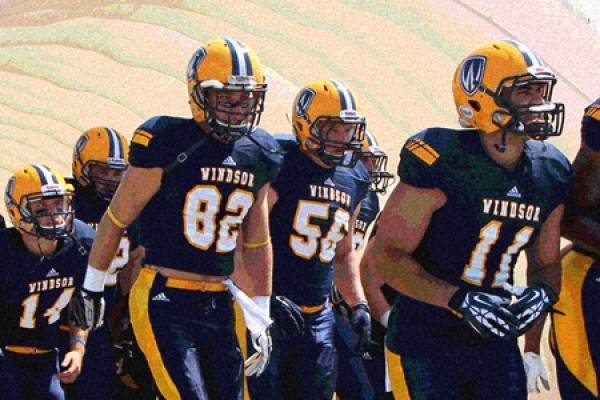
[244,329,272,377]
[523,352,550,393]
[222,281,273,377]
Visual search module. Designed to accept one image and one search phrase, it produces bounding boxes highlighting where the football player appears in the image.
[331,130,395,400]
[551,97,600,399]
[246,79,371,400]
[63,127,155,400]
[369,40,571,399]
[0,164,93,399]
[72,38,282,399]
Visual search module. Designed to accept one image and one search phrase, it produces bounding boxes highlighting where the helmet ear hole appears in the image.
[469,100,481,112]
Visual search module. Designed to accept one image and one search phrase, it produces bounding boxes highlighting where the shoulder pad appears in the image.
[582,99,600,151]
[400,127,461,167]
[72,219,96,244]
[237,129,284,165]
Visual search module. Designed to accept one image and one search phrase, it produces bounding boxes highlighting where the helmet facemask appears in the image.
[359,147,395,193]
[23,193,74,240]
[72,127,129,203]
[82,159,128,202]
[490,75,565,139]
[304,113,365,168]
[190,77,267,144]
[6,180,74,240]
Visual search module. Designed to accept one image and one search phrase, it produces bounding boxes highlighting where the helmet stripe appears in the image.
[106,127,124,159]
[330,79,357,110]
[505,40,544,68]
[32,164,57,185]
[225,38,252,77]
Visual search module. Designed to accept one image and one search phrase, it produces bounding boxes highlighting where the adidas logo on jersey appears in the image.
[222,156,236,166]
[46,268,59,278]
[324,178,335,187]
[506,186,522,198]
[152,292,170,302]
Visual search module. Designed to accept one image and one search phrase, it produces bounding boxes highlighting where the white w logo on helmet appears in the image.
[295,88,316,119]
[461,56,486,96]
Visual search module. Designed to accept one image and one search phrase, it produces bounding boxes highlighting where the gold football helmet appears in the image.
[187,38,267,143]
[72,127,129,202]
[292,79,365,167]
[360,130,395,193]
[452,40,564,138]
[5,164,74,239]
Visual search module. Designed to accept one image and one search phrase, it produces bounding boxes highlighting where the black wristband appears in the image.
[448,287,468,312]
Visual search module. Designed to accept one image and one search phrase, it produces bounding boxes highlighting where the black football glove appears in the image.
[270,296,305,340]
[507,284,558,336]
[448,288,518,339]
[69,288,105,330]
[350,300,372,355]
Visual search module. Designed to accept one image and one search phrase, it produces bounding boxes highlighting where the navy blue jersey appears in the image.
[270,135,370,306]
[72,186,129,288]
[388,128,572,355]
[129,116,282,276]
[353,190,380,251]
[0,220,94,349]
[71,184,107,223]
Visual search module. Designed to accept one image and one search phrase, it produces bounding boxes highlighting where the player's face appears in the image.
[318,122,356,156]
[29,196,68,229]
[89,164,124,194]
[206,89,257,125]
[509,82,548,121]
[360,153,376,173]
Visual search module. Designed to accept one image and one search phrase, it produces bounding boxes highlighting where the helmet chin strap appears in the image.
[494,128,548,155]
[494,130,507,153]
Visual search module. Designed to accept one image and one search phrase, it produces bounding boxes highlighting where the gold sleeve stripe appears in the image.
[132,129,153,147]
[406,138,439,165]
[585,104,600,121]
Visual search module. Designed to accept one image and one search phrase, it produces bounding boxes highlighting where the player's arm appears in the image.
[240,183,273,298]
[333,205,367,307]
[87,166,161,280]
[522,204,564,353]
[58,323,90,383]
[370,181,455,308]
[71,166,161,330]
[335,204,371,353]
[361,239,391,326]
[562,143,600,251]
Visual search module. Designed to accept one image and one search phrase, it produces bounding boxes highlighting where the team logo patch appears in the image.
[187,48,207,81]
[295,88,316,119]
[460,56,486,96]
[74,134,89,159]
[5,176,16,206]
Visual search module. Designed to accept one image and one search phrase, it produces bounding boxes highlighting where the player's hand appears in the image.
[448,288,518,339]
[69,288,105,330]
[244,328,272,377]
[57,349,84,384]
[350,300,372,355]
[523,352,551,393]
[507,284,558,336]
[270,296,305,339]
